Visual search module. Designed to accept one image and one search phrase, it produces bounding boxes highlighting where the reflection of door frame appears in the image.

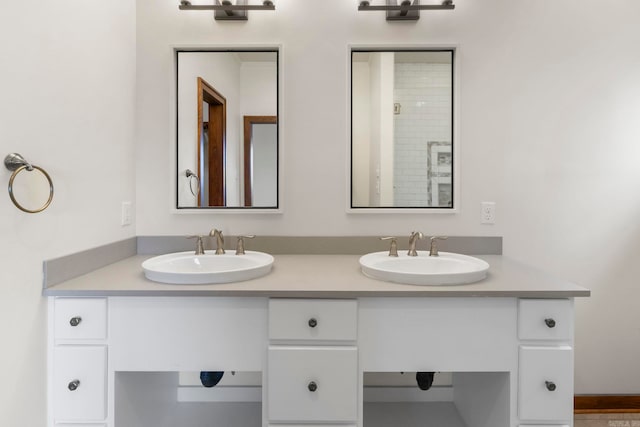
[197,77,226,206]
[243,116,277,207]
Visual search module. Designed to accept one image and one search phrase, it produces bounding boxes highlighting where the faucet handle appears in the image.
[380,237,398,257]
[429,236,448,257]
[186,235,206,255]
[236,235,256,255]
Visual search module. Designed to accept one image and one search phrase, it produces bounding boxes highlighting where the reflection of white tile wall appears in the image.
[393,62,452,207]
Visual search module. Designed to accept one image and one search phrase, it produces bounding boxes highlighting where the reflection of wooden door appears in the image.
[243,116,277,206]
[197,77,226,206]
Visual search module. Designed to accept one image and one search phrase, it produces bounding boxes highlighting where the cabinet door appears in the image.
[53,346,107,421]
[268,346,358,423]
[519,346,573,421]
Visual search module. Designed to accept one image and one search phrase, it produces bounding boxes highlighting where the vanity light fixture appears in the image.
[179,0,275,21]
[358,0,454,21]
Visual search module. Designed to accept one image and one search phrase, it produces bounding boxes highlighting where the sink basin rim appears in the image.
[359,251,489,286]
[142,250,274,285]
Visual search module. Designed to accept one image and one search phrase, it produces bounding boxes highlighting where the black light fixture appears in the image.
[358,0,454,21]
[179,0,275,21]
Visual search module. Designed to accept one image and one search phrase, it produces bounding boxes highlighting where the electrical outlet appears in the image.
[121,201,132,226]
[481,202,496,224]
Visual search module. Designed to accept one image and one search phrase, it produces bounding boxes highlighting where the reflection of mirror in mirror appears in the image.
[177,50,278,208]
[351,50,454,209]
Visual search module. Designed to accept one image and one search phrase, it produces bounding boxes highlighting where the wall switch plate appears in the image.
[481,202,496,224]
[121,201,132,226]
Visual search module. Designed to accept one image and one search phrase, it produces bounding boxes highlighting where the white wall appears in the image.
[251,123,278,206]
[375,53,395,206]
[240,61,278,205]
[352,61,371,206]
[0,0,136,425]
[239,61,277,116]
[495,2,640,394]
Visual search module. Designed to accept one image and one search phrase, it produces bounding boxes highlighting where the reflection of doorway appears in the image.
[197,77,226,206]
[243,116,277,207]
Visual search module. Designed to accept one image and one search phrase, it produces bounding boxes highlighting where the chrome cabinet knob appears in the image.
[69,317,82,327]
[308,381,318,392]
[68,379,80,391]
[545,381,556,391]
[544,318,556,328]
[308,318,318,328]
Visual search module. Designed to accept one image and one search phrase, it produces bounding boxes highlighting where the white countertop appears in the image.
[43,254,590,298]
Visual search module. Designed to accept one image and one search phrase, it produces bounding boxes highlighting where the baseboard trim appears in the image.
[575,395,640,413]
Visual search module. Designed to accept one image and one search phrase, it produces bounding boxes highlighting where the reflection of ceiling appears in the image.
[234,52,277,63]
[353,51,452,64]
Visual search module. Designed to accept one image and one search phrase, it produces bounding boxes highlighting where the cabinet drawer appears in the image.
[518,299,572,341]
[519,346,573,421]
[53,346,107,421]
[54,298,107,340]
[269,299,357,342]
[56,424,107,427]
[268,346,358,422]
[519,425,569,427]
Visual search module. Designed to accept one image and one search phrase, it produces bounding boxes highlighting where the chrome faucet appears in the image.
[235,235,255,255]
[187,235,206,255]
[380,236,398,257]
[407,231,423,256]
[429,236,448,257]
[210,229,225,254]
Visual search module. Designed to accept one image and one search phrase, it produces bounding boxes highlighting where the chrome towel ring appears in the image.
[4,153,54,213]
[185,169,200,197]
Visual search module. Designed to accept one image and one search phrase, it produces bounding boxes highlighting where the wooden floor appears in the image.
[575,413,640,427]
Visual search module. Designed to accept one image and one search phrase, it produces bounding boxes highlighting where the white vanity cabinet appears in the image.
[268,299,358,425]
[517,299,575,424]
[49,298,108,426]
[47,294,578,427]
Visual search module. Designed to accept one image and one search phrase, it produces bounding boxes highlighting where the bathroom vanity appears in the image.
[45,254,589,427]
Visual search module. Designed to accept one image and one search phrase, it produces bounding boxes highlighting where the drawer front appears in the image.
[54,298,107,340]
[519,346,573,421]
[53,346,107,421]
[518,299,572,341]
[268,346,358,422]
[56,424,107,427]
[269,299,357,342]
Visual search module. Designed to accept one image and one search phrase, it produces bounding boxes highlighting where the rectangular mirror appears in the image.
[351,49,454,209]
[176,49,279,209]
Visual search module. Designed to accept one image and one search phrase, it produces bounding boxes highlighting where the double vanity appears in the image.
[44,239,589,427]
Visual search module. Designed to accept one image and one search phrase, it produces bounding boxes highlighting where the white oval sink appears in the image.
[142,251,274,285]
[359,251,489,286]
